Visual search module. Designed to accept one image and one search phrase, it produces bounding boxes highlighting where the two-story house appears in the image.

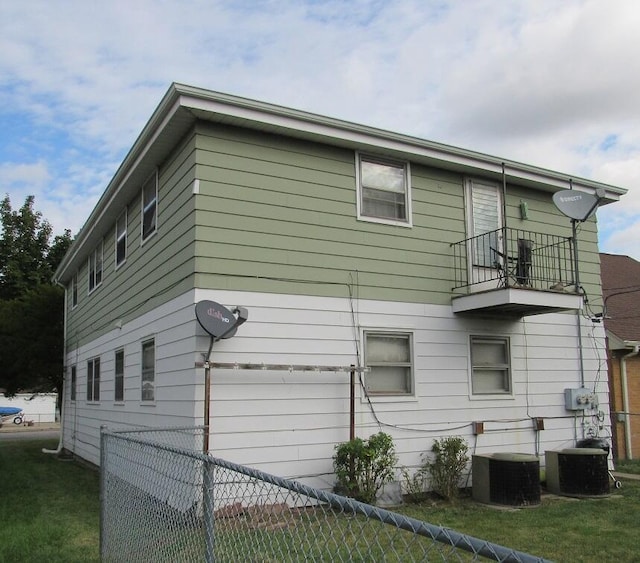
[54,83,627,490]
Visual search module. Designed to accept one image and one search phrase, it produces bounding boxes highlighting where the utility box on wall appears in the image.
[564,388,597,411]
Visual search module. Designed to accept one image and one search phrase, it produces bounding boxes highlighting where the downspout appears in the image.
[620,342,640,459]
[43,280,67,455]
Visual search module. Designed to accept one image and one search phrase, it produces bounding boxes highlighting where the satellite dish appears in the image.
[552,190,601,222]
[195,300,238,340]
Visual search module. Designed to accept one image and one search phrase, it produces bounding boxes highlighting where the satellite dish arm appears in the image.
[215,306,249,341]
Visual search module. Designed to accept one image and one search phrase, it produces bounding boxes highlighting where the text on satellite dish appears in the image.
[208,308,230,323]
[558,195,582,202]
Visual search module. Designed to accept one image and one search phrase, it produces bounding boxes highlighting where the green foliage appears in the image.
[400,465,429,503]
[333,432,398,504]
[0,195,72,395]
[615,458,640,475]
[426,436,469,501]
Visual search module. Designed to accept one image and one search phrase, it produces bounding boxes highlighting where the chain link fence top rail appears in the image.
[100,427,550,563]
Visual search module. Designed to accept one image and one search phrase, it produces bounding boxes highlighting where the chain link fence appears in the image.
[100,427,549,562]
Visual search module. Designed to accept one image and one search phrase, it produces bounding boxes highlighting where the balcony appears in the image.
[450,228,582,317]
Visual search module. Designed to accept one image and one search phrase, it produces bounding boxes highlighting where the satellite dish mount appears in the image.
[195,300,248,452]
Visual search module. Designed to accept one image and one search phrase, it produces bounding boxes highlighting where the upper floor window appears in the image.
[71,272,78,308]
[141,338,155,402]
[88,240,103,293]
[364,331,413,396]
[87,357,100,402]
[357,154,411,226]
[142,171,158,242]
[470,335,511,395]
[115,210,127,267]
[114,349,124,402]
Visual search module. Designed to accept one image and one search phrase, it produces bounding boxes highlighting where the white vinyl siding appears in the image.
[60,290,609,487]
[142,172,158,241]
[364,331,413,395]
[357,154,411,226]
[470,336,511,395]
[141,339,155,402]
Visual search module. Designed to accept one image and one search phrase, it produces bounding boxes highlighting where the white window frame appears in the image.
[88,240,103,294]
[141,171,158,243]
[141,338,155,403]
[356,153,412,227]
[115,209,127,268]
[469,335,512,396]
[87,357,100,402]
[114,348,125,403]
[363,330,414,397]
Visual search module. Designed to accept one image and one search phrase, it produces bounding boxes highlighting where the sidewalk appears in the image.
[0,421,60,433]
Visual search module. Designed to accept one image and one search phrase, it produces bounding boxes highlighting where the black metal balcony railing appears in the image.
[451,228,576,294]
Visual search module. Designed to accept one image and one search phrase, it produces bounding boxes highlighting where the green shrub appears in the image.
[333,432,398,504]
[400,465,429,503]
[426,436,469,501]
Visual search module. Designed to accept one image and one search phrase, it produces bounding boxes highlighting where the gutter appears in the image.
[620,341,640,460]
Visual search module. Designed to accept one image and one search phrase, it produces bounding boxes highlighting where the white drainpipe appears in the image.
[621,342,640,460]
[43,281,67,455]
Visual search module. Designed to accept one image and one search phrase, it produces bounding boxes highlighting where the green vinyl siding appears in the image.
[193,121,602,305]
[65,116,605,346]
[193,123,465,304]
[65,133,198,349]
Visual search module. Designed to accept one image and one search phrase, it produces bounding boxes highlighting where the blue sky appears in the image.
[1,0,639,258]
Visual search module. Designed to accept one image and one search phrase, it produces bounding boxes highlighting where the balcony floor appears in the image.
[451,287,582,318]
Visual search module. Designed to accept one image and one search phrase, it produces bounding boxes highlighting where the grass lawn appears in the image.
[0,438,100,563]
[2,438,640,562]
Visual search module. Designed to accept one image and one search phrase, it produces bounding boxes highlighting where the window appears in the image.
[364,331,413,395]
[357,154,410,224]
[115,210,127,267]
[470,336,511,395]
[466,179,503,267]
[87,357,100,402]
[71,273,78,308]
[141,339,155,402]
[142,172,158,241]
[88,241,103,293]
[70,365,76,402]
[115,349,124,402]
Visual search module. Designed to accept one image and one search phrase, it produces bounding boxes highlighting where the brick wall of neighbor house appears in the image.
[627,356,640,458]
[609,355,625,458]
[609,353,640,460]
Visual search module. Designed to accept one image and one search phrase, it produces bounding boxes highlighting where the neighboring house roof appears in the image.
[54,83,628,284]
[600,253,640,349]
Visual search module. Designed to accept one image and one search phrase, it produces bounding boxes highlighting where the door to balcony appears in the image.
[466,178,504,291]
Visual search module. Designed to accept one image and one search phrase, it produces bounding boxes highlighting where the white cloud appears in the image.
[0,0,639,257]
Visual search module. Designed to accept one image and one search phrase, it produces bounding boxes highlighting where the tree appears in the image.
[0,195,72,395]
[0,195,57,300]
